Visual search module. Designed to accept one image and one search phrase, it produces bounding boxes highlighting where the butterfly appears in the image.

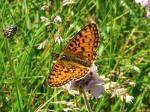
[48,23,100,87]
[3,25,17,38]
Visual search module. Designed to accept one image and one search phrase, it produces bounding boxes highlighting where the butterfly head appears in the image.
[61,55,70,61]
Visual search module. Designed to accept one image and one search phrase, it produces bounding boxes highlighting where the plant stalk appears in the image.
[81,88,93,112]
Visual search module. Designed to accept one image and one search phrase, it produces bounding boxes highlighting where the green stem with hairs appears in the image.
[81,88,93,112]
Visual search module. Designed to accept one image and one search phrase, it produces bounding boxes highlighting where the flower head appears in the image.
[120,94,134,103]
[37,39,49,50]
[146,10,150,18]
[65,64,104,98]
[54,15,62,23]
[124,94,134,103]
[135,0,149,6]
[135,0,150,18]
[111,88,127,97]
[103,78,134,104]
[40,16,50,26]
[63,0,75,6]
[54,34,63,45]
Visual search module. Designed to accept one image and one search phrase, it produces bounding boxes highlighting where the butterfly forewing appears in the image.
[48,23,100,87]
[64,23,100,64]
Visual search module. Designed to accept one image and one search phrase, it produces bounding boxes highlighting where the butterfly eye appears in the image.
[62,55,69,61]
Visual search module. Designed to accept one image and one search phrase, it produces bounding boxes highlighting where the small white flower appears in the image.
[89,64,97,72]
[63,0,75,6]
[100,75,110,82]
[111,88,127,97]
[71,11,74,16]
[40,16,48,22]
[54,15,62,23]
[54,35,63,44]
[41,5,47,10]
[40,16,50,25]
[69,24,74,29]
[125,95,134,103]
[120,94,134,103]
[37,39,49,50]
[129,82,136,87]
[104,82,119,92]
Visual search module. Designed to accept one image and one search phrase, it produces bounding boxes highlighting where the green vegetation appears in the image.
[0,0,150,112]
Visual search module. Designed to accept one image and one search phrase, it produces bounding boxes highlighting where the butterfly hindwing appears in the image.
[48,60,88,87]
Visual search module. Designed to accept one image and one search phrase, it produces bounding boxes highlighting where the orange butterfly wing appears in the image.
[63,23,100,64]
[48,23,100,87]
[48,60,88,87]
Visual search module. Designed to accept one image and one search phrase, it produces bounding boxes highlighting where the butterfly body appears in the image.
[48,23,100,87]
[60,54,91,67]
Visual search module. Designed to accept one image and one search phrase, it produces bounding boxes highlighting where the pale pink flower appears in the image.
[135,0,150,18]
[135,0,149,6]
[65,64,104,98]
[146,10,150,17]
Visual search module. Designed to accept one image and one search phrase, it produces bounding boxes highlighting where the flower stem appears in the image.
[81,88,93,112]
